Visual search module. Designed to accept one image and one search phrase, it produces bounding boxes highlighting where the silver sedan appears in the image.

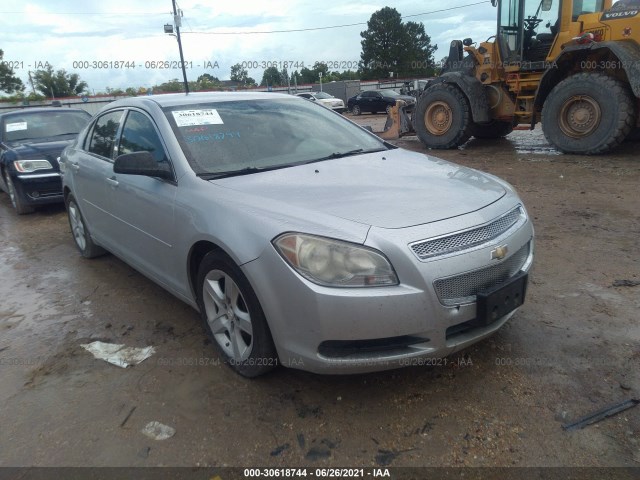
[61,92,534,377]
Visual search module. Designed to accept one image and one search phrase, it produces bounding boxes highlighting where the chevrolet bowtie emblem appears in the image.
[491,245,508,260]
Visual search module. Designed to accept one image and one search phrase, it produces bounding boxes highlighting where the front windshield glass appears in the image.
[381,90,401,97]
[3,111,90,142]
[165,98,387,176]
[314,92,333,99]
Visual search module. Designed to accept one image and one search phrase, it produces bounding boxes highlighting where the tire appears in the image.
[196,250,277,378]
[66,194,106,258]
[469,120,514,139]
[414,83,472,149]
[351,105,361,116]
[4,170,34,214]
[385,104,393,115]
[542,72,637,154]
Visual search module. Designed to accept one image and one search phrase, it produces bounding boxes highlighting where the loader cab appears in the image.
[495,0,610,66]
[496,0,562,65]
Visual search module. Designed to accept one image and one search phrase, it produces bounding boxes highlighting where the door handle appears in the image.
[105,176,119,188]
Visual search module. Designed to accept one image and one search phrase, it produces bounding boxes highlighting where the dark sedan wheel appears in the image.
[66,194,106,258]
[197,250,278,377]
[351,105,361,116]
[4,170,34,215]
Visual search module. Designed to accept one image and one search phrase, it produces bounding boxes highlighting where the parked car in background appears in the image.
[347,89,416,115]
[61,92,534,378]
[295,91,346,113]
[0,107,91,214]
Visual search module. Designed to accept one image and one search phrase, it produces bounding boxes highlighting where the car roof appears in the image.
[108,91,296,110]
[0,107,90,119]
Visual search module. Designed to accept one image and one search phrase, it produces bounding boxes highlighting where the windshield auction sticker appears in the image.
[6,122,28,132]
[172,109,224,127]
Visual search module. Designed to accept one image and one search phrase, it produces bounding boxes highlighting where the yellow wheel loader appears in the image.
[415,0,640,154]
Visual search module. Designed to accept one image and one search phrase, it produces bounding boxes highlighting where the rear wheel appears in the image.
[4,170,34,214]
[351,105,361,116]
[197,251,277,377]
[542,72,636,154]
[469,120,514,139]
[66,194,106,258]
[415,83,472,149]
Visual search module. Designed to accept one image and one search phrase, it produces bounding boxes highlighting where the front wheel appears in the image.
[197,251,277,377]
[4,170,34,214]
[414,83,472,149]
[351,105,361,116]
[542,72,636,154]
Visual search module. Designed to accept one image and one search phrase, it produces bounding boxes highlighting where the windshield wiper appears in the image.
[197,164,291,180]
[303,148,387,165]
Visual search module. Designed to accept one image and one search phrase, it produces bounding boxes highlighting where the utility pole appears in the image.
[171,0,189,94]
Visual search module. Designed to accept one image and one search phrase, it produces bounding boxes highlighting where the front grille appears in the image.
[434,242,530,306]
[411,206,524,260]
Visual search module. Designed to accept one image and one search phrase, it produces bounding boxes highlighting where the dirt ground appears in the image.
[0,116,639,473]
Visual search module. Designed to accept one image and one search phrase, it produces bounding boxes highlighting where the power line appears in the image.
[181,1,491,36]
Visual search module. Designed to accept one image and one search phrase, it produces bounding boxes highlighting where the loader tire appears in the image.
[542,72,636,154]
[469,120,514,139]
[415,83,472,149]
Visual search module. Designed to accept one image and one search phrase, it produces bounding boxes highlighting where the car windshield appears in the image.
[314,92,333,99]
[165,98,388,176]
[3,111,90,142]
[381,90,401,98]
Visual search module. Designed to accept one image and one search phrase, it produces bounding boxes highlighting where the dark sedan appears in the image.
[347,89,416,115]
[0,107,91,214]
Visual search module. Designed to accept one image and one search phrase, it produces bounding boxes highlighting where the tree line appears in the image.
[1,7,438,100]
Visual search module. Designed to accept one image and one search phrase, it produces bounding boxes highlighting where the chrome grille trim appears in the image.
[410,206,525,260]
[434,242,530,306]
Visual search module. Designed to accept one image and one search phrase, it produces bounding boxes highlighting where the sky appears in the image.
[0,0,499,94]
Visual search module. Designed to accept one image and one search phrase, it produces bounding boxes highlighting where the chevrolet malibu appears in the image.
[61,92,534,377]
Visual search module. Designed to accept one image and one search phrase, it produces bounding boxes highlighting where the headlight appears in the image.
[14,159,53,173]
[273,233,398,287]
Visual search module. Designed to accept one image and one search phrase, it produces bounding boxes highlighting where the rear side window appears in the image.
[118,111,169,166]
[88,110,123,158]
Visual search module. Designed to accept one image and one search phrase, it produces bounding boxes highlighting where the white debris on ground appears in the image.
[141,421,176,440]
[80,341,155,368]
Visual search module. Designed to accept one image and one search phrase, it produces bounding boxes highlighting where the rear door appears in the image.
[70,110,125,247]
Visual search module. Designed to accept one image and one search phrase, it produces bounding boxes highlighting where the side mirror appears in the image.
[491,0,497,6]
[542,0,553,11]
[114,151,172,180]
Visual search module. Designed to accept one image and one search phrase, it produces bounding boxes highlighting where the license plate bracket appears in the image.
[475,271,528,327]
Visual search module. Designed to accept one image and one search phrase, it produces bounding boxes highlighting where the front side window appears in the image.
[118,110,169,168]
[88,110,124,159]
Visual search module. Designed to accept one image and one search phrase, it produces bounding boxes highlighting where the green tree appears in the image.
[32,66,88,97]
[359,7,437,80]
[260,66,284,87]
[0,49,24,94]
[230,64,256,87]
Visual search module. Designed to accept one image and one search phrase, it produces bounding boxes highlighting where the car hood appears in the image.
[211,149,507,229]
[5,137,75,161]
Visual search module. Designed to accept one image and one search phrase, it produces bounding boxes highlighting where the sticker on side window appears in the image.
[172,109,223,127]
[6,122,27,132]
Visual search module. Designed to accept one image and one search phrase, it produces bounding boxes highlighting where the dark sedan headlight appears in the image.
[13,159,53,173]
[274,233,398,287]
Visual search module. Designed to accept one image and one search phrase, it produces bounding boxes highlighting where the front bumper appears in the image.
[13,172,63,205]
[243,202,534,374]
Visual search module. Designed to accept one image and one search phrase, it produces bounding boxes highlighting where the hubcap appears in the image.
[68,202,87,251]
[202,270,253,362]
[559,95,601,138]
[425,101,453,135]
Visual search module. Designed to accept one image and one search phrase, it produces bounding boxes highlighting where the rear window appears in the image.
[3,110,90,143]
